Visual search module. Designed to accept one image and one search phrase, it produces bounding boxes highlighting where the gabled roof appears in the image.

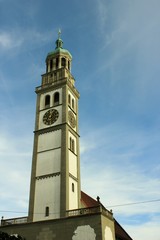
[115,220,133,240]
[81,191,99,208]
[81,191,133,240]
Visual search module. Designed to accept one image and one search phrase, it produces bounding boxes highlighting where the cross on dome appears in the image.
[58,29,61,39]
[55,29,63,49]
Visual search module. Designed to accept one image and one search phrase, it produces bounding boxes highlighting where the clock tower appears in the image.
[28,33,81,222]
[0,33,131,240]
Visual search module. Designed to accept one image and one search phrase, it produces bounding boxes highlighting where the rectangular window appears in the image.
[72,183,75,192]
[45,206,49,217]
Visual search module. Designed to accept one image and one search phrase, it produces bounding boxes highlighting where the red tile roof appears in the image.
[81,191,99,208]
[115,220,133,240]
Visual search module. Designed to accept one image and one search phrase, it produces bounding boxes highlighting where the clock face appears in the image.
[68,110,76,128]
[43,109,59,125]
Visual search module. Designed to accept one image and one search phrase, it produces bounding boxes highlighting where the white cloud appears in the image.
[0,129,32,218]
[97,0,108,31]
[125,218,160,240]
[80,122,160,240]
[95,0,160,72]
[0,32,22,50]
[80,122,160,217]
[0,29,53,53]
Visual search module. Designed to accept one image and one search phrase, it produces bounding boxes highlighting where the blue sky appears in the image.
[0,0,160,239]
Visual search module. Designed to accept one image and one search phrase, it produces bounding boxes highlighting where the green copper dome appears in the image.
[47,37,72,58]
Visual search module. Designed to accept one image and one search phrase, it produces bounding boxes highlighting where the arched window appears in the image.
[61,58,66,68]
[54,92,59,105]
[45,95,50,108]
[68,94,71,105]
[72,183,75,192]
[72,139,75,153]
[72,99,74,110]
[70,137,72,150]
[45,206,49,217]
[70,137,75,153]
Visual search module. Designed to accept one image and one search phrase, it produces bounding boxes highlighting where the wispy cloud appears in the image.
[126,217,160,240]
[0,29,53,53]
[80,118,159,240]
[0,132,31,218]
[80,122,160,218]
[0,32,21,49]
[96,0,160,69]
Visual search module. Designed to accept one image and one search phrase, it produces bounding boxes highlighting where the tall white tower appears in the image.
[28,34,81,222]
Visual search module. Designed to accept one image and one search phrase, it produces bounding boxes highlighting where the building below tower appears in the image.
[0,191,133,240]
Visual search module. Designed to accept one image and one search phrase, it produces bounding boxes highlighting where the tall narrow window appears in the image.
[56,58,59,68]
[72,183,75,192]
[72,139,75,153]
[61,58,66,68]
[54,92,59,105]
[45,206,49,217]
[68,61,70,70]
[70,137,72,150]
[72,99,74,110]
[46,63,49,73]
[54,72,57,81]
[70,137,75,153]
[50,59,53,71]
[45,95,50,108]
[68,94,71,105]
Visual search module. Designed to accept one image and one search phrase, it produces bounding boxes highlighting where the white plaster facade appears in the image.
[28,37,81,222]
[39,88,62,110]
[68,131,77,154]
[68,129,78,209]
[36,149,61,176]
[39,105,62,130]
[69,151,77,177]
[37,130,61,152]
[32,130,62,221]
[68,106,77,131]
[33,176,60,221]
[72,225,96,240]
[68,89,76,112]
[104,226,114,240]
[69,177,78,209]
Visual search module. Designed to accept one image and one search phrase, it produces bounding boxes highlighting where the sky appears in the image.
[0,0,160,239]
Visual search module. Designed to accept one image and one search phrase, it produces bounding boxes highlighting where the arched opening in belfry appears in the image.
[61,57,66,68]
[45,95,50,108]
[54,92,59,105]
